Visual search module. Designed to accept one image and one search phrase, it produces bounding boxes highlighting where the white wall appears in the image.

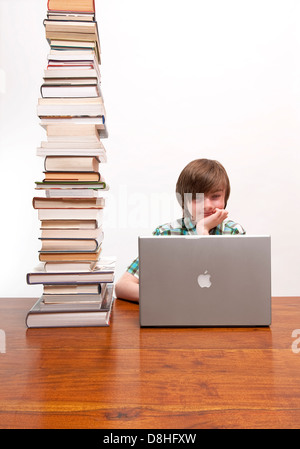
[0,0,299,297]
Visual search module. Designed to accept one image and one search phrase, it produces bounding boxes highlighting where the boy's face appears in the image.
[191,189,226,222]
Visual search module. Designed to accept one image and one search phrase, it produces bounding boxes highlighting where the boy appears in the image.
[115,158,245,302]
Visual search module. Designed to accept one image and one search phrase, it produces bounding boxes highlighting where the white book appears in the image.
[44,68,100,79]
[44,189,107,198]
[36,148,107,161]
[41,83,100,98]
[43,284,101,294]
[40,226,103,239]
[44,261,98,273]
[40,139,105,149]
[37,99,106,117]
[27,259,115,285]
[39,233,103,252]
[48,51,97,60]
[38,208,104,221]
[45,123,108,140]
[47,13,95,22]
[40,117,105,129]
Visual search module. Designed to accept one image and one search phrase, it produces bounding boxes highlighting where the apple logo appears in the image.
[197,270,212,288]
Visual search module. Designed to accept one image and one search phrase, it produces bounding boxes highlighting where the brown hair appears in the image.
[175,159,231,216]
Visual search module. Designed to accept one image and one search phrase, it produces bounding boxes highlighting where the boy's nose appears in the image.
[204,198,213,211]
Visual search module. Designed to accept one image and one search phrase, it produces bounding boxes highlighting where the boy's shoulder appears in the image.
[152,217,196,236]
[212,218,246,235]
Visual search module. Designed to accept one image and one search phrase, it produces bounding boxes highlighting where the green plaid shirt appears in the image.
[127,216,245,279]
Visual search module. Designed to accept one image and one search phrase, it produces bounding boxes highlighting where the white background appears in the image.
[0,0,299,297]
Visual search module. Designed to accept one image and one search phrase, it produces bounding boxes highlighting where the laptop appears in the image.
[139,235,271,327]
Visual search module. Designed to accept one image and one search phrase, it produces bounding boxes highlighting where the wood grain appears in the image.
[0,297,299,429]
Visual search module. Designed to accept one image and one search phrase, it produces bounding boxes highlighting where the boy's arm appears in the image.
[115,271,139,303]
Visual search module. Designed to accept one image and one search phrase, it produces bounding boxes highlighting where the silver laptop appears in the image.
[139,235,271,327]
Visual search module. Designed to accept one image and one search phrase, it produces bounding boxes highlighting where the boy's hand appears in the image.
[196,208,228,235]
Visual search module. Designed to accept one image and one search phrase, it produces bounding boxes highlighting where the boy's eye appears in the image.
[212,195,221,199]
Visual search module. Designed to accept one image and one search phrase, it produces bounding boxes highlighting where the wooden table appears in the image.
[0,297,300,429]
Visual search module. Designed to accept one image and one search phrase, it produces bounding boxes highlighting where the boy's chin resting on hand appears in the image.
[196,208,229,235]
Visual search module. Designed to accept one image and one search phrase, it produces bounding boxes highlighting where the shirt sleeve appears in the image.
[221,219,246,235]
[126,257,140,279]
[231,223,246,235]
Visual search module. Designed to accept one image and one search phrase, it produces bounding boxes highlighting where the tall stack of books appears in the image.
[26,0,115,328]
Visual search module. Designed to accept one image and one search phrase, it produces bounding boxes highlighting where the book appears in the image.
[43,262,98,273]
[47,0,96,13]
[41,82,101,98]
[47,50,98,62]
[37,208,104,221]
[45,123,108,140]
[49,48,97,55]
[26,284,114,328]
[43,260,98,272]
[40,117,105,130]
[46,56,99,66]
[37,147,107,161]
[39,234,103,252]
[37,96,105,117]
[37,180,105,186]
[33,196,105,209]
[44,156,99,171]
[27,258,115,284]
[40,139,105,149]
[40,226,102,239]
[44,188,107,198]
[43,283,101,294]
[46,61,97,67]
[34,300,105,311]
[47,13,96,22]
[36,181,108,196]
[46,122,99,139]
[42,171,101,182]
[41,227,103,239]
[44,67,100,80]
[42,77,98,86]
[42,292,105,304]
[39,247,102,262]
[40,219,99,229]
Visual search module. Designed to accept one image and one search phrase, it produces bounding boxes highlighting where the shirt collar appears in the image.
[183,216,197,232]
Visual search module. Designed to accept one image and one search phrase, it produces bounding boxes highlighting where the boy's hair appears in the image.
[175,158,231,217]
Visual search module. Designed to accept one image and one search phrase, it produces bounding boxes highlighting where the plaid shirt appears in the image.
[127,216,245,279]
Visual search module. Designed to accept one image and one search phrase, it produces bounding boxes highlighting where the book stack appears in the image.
[26,0,115,328]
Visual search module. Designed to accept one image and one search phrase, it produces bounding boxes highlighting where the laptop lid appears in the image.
[139,235,271,327]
